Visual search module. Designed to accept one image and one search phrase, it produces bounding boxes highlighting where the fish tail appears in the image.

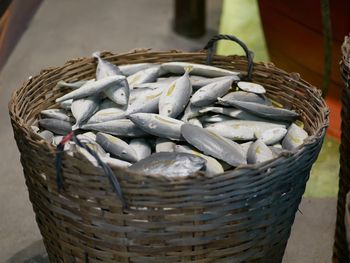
[55,80,66,88]
[55,97,63,103]
[72,124,80,131]
[184,65,193,74]
[92,51,102,60]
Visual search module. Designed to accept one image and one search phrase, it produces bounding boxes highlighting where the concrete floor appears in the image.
[0,1,336,262]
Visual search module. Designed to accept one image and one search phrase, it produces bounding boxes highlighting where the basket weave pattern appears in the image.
[333,35,350,263]
[9,50,328,262]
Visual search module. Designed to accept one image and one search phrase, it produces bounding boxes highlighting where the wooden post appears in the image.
[0,0,42,71]
[173,0,206,38]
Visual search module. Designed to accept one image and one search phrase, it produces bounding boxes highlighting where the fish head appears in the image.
[159,103,173,117]
[115,90,128,105]
[128,113,149,126]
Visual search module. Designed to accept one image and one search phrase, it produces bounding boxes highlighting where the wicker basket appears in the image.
[9,35,328,262]
[333,34,350,263]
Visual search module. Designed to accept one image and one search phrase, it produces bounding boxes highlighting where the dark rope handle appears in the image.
[55,132,127,209]
[203,34,254,81]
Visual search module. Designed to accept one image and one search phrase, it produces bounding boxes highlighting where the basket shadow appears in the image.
[6,240,48,263]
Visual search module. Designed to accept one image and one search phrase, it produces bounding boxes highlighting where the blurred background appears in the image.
[0,0,349,262]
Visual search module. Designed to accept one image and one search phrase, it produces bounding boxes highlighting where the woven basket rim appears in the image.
[8,49,330,181]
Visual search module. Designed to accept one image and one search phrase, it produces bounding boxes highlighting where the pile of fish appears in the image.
[33,52,309,177]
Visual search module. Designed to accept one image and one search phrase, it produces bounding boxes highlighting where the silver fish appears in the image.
[93,52,122,78]
[174,145,224,176]
[237,81,266,94]
[247,139,274,164]
[269,145,284,157]
[132,77,175,90]
[129,138,152,161]
[190,75,240,89]
[159,69,192,118]
[63,141,75,156]
[99,99,123,110]
[181,124,246,166]
[96,132,138,162]
[129,152,206,176]
[256,127,287,145]
[127,66,160,88]
[161,62,241,78]
[219,91,270,105]
[189,76,212,89]
[188,117,203,127]
[81,132,97,142]
[93,53,130,106]
[127,88,163,115]
[55,80,89,90]
[155,138,176,152]
[103,79,130,106]
[156,76,179,82]
[71,96,100,130]
[181,103,202,122]
[132,82,167,90]
[37,130,54,141]
[129,113,184,140]
[59,99,73,110]
[129,87,154,104]
[101,156,131,168]
[86,108,126,124]
[199,106,288,125]
[199,106,241,117]
[52,136,64,146]
[81,119,146,137]
[76,133,96,144]
[190,77,234,107]
[56,75,126,103]
[205,120,286,141]
[273,143,282,149]
[40,109,72,122]
[119,63,156,76]
[75,144,99,167]
[31,125,40,133]
[85,141,109,159]
[282,123,308,150]
[200,114,235,123]
[219,100,299,122]
[240,141,253,158]
[219,161,232,171]
[39,118,72,135]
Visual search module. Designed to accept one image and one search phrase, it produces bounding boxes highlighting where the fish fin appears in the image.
[270,98,284,108]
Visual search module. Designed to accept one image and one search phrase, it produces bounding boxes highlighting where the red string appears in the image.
[59,131,74,145]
